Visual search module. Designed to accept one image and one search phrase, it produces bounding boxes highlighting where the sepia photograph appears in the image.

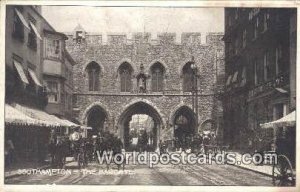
[1,0,298,190]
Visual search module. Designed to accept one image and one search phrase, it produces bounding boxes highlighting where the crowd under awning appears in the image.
[260,111,296,129]
[5,103,79,128]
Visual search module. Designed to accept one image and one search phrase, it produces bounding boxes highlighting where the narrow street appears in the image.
[6,161,272,185]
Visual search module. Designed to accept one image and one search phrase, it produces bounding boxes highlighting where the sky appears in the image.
[42,6,224,43]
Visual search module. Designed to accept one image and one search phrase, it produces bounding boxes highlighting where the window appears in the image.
[45,38,61,59]
[86,62,100,91]
[12,8,25,41]
[182,62,194,92]
[234,38,239,55]
[234,9,239,20]
[254,17,259,39]
[75,31,85,43]
[263,11,270,32]
[254,59,264,86]
[151,63,164,92]
[242,29,247,48]
[27,17,37,50]
[275,45,283,75]
[47,81,59,103]
[263,51,271,81]
[68,94,72,110]
[119,62,133,92]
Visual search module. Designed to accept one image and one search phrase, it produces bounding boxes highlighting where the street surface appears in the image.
[6,161,272,185]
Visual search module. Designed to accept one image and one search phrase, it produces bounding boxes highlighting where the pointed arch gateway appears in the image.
[83,104,109,137]
[117,101,164,151]
[171,106,196,149]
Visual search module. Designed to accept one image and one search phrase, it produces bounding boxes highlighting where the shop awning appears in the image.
[81,126,92,130]
[5,104,57,126]
[28,68,42,87]
[14,60,29,84]
[29,21,42,40]
[260,111,296,129]
[15,8,30,30]
[14,104,78,127]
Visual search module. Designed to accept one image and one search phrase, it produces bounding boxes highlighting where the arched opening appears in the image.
[86,61,100,91]
[173,106,196,149]
[86,106,108,137]
[151,62,165,92]
[182,62,194,92]
[118,62,133,92]
[118,102,163,151]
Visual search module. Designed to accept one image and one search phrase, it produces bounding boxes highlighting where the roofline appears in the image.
[43,29,68,39]
[29,6,56,32]
[65,51,76,66]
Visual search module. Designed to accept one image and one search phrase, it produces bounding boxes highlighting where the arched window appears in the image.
[119,62,133,92]
[182,63,194,92]
[151,62,164,92]
[86,62,100,91]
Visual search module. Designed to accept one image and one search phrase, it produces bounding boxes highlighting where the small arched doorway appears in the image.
[86,106,108,137]
[118,101,163,151]
[172,106,196,149]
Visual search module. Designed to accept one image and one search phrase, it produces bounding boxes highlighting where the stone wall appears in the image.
[66,31,225,141]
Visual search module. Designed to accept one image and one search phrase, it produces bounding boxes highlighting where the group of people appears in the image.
[172,131,218,154]
[48,130,124,169]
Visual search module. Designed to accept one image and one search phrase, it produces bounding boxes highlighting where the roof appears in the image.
[43,29,68,39]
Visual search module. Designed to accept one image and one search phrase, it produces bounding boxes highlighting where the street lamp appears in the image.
[190,56,199,133]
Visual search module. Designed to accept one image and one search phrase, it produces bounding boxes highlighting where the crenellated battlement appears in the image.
[65,31,223,46]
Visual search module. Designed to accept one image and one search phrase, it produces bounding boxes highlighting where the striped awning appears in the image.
[28,68,42,87]
[260,111,296,129]
[14,60,29,84]
[15,8,30,29]
[5,104,57,126]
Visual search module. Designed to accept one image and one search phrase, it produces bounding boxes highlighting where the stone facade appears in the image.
[66,26,224,146]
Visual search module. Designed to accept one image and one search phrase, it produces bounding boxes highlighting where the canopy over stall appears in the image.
[5,103,79,128]
[260,111,296,129]
[5,104,58,126]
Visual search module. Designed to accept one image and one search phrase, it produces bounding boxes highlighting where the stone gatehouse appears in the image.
[66,24,225,148]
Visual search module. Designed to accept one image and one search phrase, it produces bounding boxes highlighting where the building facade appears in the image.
[222,8,297,151]
[5,5,76,163]
[42,30,75,121]
[66,25,225,150]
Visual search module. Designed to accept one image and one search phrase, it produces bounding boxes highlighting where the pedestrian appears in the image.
[5,139,15,167]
